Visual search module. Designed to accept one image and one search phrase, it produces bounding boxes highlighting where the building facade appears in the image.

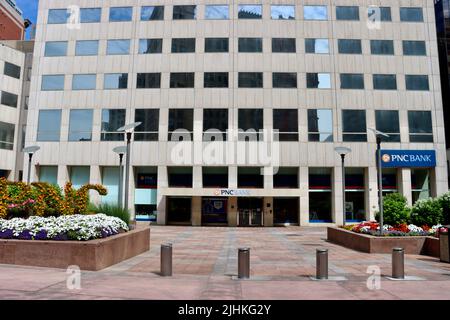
[25,0,448,227]
[0,0,25,40]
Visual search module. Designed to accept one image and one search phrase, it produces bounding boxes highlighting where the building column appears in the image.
[229,166,237,188]
[299,167,309,226]
[157,166,168,225]
[228,197,237,226]
[367,166,379,221]
[263,197,273,227]
[191,196,202,226]
[399,168,412,206]
[57,165,69,187]
[333,166,344,225]
[89,165,102,205]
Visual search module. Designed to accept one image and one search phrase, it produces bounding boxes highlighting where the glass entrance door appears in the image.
[237,198,263,226]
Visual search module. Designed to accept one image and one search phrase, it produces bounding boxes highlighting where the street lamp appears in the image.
[335,146,352,225]
[117,122,141,228]
[368,128,390,235]
[113,146,127,208]
[22,145,40,184]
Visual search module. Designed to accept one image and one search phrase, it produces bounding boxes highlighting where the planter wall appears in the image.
[327,227,439,257]
[0,226,150,271]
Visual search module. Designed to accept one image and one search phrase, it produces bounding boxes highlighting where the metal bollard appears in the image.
[392,247,405,279]
[238,248,250,279]
[161,243,173,276]
[316,249,328,280]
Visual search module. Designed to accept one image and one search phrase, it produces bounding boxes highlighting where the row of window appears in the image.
[35,108,433,144]
[47,5,424,23]
[39,73,430,91]
[44,38,427,56]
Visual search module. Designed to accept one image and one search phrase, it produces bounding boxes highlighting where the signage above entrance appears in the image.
[214,189,251,197]
[380,150,436,168]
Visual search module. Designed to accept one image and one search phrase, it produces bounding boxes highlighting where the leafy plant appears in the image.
[89,203,130,225]
[438,192,450,225]
[410,197,443,226]
[375,193,410,226]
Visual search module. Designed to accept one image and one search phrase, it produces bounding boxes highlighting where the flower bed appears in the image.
[343,221,442,237]
[0,214,128,241]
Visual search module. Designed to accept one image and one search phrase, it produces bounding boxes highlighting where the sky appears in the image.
[16,0,39,39]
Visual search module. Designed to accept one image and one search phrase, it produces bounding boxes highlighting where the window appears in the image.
[370,40,394,55]
[205,5,229,19]
[238,109,263,141]
[205,38,228,53]
[400,7,423,22]
[403,41,426,56]
[141,6,164,20]
[238,38,262,52]
[274,198,299,224]
[3,62,21,79]
[273,168,298,188]
[48,9,68,24]
[134,109,159,141]
[340,73,364,89]
[171,38,196,53]
[80,8,101,23]
[271,5,295,20]
[104,73,128,89]
[408,111,433,142]
[75,40,99,56]
[368,7,391,21]
[373,74,397,90]
[44,41,67,57]
[204,72,228,88]
[306,73,331,89]
[168,109,193,140]
[107,40,130,55]
[238,5,262,19]
[0,91,18,108]
[375,110,400,142]
[68,109,93,141]
[101,109,126,141]
[203,167,228,188]
[273,109,298,141]
[336,6,359,20]
[170,73,195,88]
[238,72,263,88]
[203,109,228,141]
[137,73,161,89]
[238,167,263,188]
[411,169,431,203]
[272,38,296,53]
[168,168,193,188]
[39,166,58,185]
[109,7,133,22]
[139,39,163,54]
[37,110,61,141]
[308,109,333,142]
[309,168,332,222]
[69,166,90,189]
[173,5,196,19]
[305,39,329,53]
[273,73,297,88]
[345,168,366,222]
[72,74,96,90]
[303,6,327,20]
[41,75,65,91]
[405,75,429,91]
[338,39,362,54]
[342,110,367,142]
[0,121,14,150]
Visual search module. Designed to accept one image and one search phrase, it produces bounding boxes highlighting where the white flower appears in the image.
[407,224,423,232]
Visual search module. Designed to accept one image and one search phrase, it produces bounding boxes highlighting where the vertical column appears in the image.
[192,166,202,188]
[367,166,379,221]
[89,165,102,205]
[157,166,168,225]
[399,168,412,206]
[126,165,136,218]
[57,165,69,187]
[333,166,344,225]
[191,196,202,226]
[299,167,309,226]
[228,197,238,226]
[263,197,273,227]
[229,165,237,188]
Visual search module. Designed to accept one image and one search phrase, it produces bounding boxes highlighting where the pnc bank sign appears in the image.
[214,189,251,197]
[380,150,436,168]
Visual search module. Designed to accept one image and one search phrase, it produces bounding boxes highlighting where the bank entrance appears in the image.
[237,197,263,226]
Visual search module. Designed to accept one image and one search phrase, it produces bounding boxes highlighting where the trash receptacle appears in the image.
[439,227,449,263]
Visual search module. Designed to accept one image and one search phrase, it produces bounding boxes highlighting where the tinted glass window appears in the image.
[368,7,391,21]
[336,6,359,20]
[238,72,263,88]
[107,40,130,55]
[271,5,295,20]
[403,41,426,56]
[104,73,128,89]
[239,38,262,52]
[304,6,327,20]
[75,40,99,56]
[171,38,196,53]
[137,73,161,88]
[373,74,397,90]
[0,91,18,108]
[308,109,333,142]
[238,5,262,19]
[238,109,263,141]
[273,73,297,88]
[405,75,429,90]
[139,39,163,54]
[37,110,61,141]
[68,109,93,141]
[44,41,68,57]
[338,39,362,54]
[203,109,228,141]
[272,38,296,53]
[400,7,423,22]
[204,72,229,88]
[408,111,433,142]
[42,75,65,91]
[101,109,126,141]
[3,62,21,79]
[168,109,194,140]
[273,109,298,141]
[134,109,159,141]
[48,9,69,24]
[109,7,133,22]
[370,40,394,55]
[80,8,101,23]
[173,5,196,19]
[72,74,96,90]
[141,6,164,20]
[305,39,329,53]
[306,73,331,89]
[0,121,14,150]
[205,5,229,19]
[375,110,400,142]
[205,38,229,52]
[340,73,364,89]
[342,110,367,142]
[170,73,195,88]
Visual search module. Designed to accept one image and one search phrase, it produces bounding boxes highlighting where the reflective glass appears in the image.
[205,38,229,52]
[340,73,364,89]
[238,5,262,19]
[205,5,229,19]
[109,7,133,22]
[303,6,327,20]
[405,75,429,90]
[48,9,69,24]
[271,5,295,20]
[80,8,101,23]
[0,121,14,150]
[308,109,333,142]
[72,74,96,90]
[400,7,423,22]
[68,109,93,141]
[104,73,128,89]
[305,39,329,53]
[41,75,64,91]
[101,109,126,141]
[403,41,426,56]
[370,40,394,55]
[306,73,331,88]
[107,40,130,55]
[139,39,163,54]
[75,40,99,56]
[37,110,61,141]
[141,6,164,20]
[44,41,68,57]
[173,5,196,19]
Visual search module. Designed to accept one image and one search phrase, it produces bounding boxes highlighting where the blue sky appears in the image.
[16,0,39,39]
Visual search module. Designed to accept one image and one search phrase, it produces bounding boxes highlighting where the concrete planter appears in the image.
[440,230,449,263]
[327,227,439,257]
[0,226,150,271]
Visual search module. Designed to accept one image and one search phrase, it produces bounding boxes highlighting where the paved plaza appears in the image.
[1,225,450,300]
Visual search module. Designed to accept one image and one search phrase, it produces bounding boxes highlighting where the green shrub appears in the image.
[410,197,443,226]
[90,203,130,225]
[375,193,410,225]
[438,192,450,225]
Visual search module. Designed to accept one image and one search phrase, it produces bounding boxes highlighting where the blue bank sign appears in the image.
[380,150,436,168]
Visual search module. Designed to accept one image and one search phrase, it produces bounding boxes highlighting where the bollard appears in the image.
[392,247,405,279]
[238,248,250,279]
[316,249,328,280]
[161,243,173,276]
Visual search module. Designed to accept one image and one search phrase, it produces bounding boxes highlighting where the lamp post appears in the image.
[335,147,352,225]
[368,128,390,235]
[22,145,40,184]
[117,122,141,228]
[113,146,127,208]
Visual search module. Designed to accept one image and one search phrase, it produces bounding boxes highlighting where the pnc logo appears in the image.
[381,154,391,163]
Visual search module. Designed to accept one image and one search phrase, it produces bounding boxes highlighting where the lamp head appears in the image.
[368,128,390,138]
[334,146,352,156]
[23,145,40,154]
[113,146,127,155]
[117,122,142,133]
